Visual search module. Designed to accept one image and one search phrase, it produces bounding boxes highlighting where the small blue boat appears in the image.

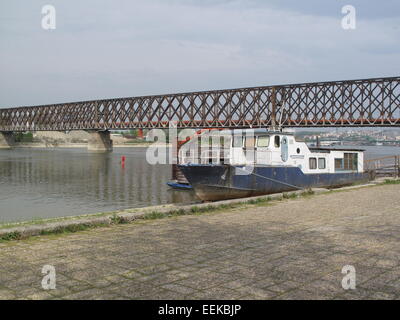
[176,129,369,201]
[166,181,193,190]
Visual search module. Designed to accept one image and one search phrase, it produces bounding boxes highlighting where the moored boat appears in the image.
[177,129,369,201]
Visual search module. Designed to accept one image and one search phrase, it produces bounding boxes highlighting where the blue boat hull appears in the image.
[178,164,369,201]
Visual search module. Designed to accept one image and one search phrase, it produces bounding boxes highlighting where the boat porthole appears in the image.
[297,148,300,154]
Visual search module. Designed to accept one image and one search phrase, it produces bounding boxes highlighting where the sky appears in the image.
[0,0,399,108]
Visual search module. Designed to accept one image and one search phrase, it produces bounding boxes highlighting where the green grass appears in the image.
[382,179,400,185]
[245,196,272,205]
[300,189,315,197]
[142,191,317,221]
[0,211,133,242]
[0,231,22,242]
[143,211,167,220]
[283,192,298,199]
[39,223,97,236]
[0,223,113,243]
[110,213,128,224]
[0,209,126,230]
[143,204,239,220]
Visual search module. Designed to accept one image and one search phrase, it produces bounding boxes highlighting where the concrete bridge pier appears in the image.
[87,130,113,152]
[0,131,15,149]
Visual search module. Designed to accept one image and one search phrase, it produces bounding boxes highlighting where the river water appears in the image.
[0,145,399,223]
[0,147,196,223]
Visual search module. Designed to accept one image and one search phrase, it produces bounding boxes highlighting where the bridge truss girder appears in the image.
[0,76,399,132]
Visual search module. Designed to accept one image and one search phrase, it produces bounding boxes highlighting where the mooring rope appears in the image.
[233,166,305,190]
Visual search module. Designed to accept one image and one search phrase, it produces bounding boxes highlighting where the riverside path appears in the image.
[0,184,399,300]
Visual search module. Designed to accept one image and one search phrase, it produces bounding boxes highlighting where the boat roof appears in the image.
[204,128,294,135]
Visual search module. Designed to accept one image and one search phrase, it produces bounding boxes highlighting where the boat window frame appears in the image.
[257,135,270,148]
[318,158,326,169]
[335,158,344,171]
[274,135,280,148]
[309,157,317,170]
[344,153,358,171]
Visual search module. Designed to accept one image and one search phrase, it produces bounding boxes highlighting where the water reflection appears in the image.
[0,147,197,222]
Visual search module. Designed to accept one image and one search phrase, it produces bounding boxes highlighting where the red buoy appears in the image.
[121,156,126,168]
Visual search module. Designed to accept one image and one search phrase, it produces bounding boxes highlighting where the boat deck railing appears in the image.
[180,148,231,165]
[364,155,400,178]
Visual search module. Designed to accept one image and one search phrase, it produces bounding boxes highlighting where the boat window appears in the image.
[318,158,326,169]
[274,136,280,148]
[232,135,243,148]
[309,157,317,170]
[257,136,270,147]
[335,158,344,170]
[344,153,358,170]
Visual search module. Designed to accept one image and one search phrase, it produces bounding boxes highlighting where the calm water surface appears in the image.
[0,147,196,223]
[0,145,399,223]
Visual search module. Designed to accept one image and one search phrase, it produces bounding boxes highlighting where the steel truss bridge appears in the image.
[0,76,399,132]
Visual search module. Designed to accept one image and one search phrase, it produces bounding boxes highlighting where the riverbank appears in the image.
[1,179,400,300]
[0,177,396,241]
[12,142,157,148]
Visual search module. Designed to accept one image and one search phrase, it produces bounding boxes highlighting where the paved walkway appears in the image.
[1,184,400,300]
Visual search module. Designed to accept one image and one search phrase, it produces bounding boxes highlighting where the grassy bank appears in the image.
[0,189,316,242]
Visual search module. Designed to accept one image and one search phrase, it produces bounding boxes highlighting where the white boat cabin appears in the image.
[179,129,364,174]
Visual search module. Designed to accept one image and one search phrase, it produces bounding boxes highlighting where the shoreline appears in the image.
[0,177,397,241]
[8,142,400,149]
[10,142,167,148]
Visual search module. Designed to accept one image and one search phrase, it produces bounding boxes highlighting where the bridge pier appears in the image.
[87,130,113,152]
[0,131,15,149]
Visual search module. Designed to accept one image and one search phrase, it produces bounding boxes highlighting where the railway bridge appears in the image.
[0,76,399,151]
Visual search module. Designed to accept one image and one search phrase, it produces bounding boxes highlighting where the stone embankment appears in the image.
[0,180,399,299]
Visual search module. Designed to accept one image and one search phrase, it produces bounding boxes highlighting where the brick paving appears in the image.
[0,184,399,300]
